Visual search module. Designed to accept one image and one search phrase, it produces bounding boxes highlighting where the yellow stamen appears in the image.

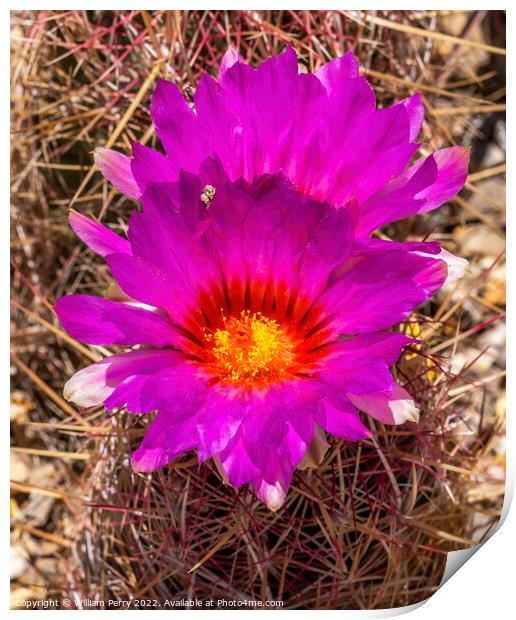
[204,310,294,387]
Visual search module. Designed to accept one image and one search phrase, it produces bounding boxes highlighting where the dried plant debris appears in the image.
[11,10,505,610]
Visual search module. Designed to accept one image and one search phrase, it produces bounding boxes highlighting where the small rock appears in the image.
[18,494,55,528]
[484,263,506,307]
[449,347,496,375]
[454,224,505,257]
[10,391,34,422]
[478,321,506,363]
[20,531,60,557]
[35,557,59,577]
[10,452,31,483]
[27,462,58,488]
[469,177,506,212]
[10,546,28,580]
[481,143,506,169]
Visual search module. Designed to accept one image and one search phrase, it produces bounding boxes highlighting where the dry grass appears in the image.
[10,10,505,610]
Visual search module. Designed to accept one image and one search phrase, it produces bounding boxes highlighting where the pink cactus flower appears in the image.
[58,170,449,510]
[57,48,468,509]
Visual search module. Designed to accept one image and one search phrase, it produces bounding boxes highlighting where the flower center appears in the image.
[203,310,295,387]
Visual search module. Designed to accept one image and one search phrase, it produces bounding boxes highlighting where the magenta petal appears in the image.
[197,46,323,183]
[318,75,376,158]
[131,365,211,471]
[218,432,261,487]
[325,278,425,333]
[196,393,245,462]
[94,147,141,199]
[413,146,470,211]
[217,176,354,295]
[130,142,178,193]
[315,51,359,92]
[132,411,198,472]
[316,399,371,441]
[219,409,313,494]
[138,365,209,416]
[150,79,205,170]
[69,210,131,258]
[238,384,322,480]
[299,201,355,282]
[241,404,288,461]
[366,238,468,286]
[55,295,176,346]
[358,146,469,236]
[219,47,241,77]
[322,247,447,334]
[103,351,182,413]
[252,453,294,511]
[258,44,299,80]
[325,332,412,369]
[276,416,314,467]
[194,73,247,180]
[323,103,417,207]
[319,333,419,429]
[316,332,412,408]
[129,180,217,294]
[64,349,180,410]
[320,354,394,396]
[359,237,441,256]
[395,92,424,141]
[357,154,438,236]
[349,384,419,425]
[431,247,468,285]
[106,252,180,314]
[254,478,288,511]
